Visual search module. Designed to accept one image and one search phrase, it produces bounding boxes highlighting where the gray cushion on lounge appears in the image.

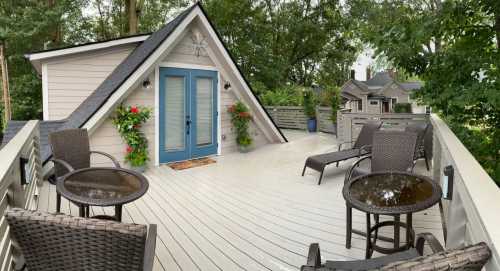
[305,149,369,172]
[325,248,420,270]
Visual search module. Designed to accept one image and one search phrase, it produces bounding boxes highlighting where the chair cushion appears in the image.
[325,248,420,270]
[306,149,368,171]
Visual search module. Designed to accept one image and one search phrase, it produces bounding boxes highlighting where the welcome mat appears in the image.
[168,158,216,170]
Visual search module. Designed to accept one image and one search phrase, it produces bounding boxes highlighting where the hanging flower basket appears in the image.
[112,105,151,169]
[228,102,253,152]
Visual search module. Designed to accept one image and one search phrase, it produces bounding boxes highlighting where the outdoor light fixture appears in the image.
[442,165,454,200]
[142,78,152,91]
[224,81,231,90]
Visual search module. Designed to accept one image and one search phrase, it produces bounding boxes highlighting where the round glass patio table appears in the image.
[57,167,149,222]
[343,171,441,259]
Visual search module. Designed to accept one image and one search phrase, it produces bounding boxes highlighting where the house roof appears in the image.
[25,34,150,74]
[341,72,422,100]
[4,2,286,164]
[365,72,393,87]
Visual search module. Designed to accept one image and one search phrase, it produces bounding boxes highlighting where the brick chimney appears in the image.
[350,69,355,80]
[366,67,371,80]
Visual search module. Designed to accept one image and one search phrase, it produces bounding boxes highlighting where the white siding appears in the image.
[88,23,270,167]
[219,74,269,154]
[163,29,215,67]
[89,82,155,167]
[45,45,136,120]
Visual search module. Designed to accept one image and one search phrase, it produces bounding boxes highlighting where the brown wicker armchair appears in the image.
[48,128,120,213]
[302,121,382,185]
[6,208,156,271]
[301,233,491,271]
[405,122,431,170]
[344,131,418,249]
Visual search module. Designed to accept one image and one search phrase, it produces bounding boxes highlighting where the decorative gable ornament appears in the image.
[190,28,207,57]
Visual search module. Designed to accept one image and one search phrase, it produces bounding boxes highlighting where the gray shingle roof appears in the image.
[364,72,393,87]
[1,120,65,156]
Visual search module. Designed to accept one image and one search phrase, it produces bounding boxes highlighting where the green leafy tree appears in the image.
[349,0,500,182]
[203,0,360,90]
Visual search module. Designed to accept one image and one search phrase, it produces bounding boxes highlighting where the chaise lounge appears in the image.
[302,121,382,185]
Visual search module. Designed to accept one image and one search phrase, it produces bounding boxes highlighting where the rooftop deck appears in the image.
[37,130,443,271]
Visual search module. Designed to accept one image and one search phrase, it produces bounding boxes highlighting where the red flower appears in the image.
[126,146,133,153]
[238,112,251,119]
[228,105,236,113]
[130,106,139,114]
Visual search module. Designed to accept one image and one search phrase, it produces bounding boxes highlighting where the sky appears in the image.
[352,48,375,81]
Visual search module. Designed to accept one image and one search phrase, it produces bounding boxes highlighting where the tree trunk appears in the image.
[126,0,138,35]
[0,43,11,121]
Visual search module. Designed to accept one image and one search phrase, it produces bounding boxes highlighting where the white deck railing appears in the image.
[431,114,500,270]
[0,120,42,270]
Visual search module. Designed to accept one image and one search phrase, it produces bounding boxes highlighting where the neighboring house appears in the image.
[340,71,427,114]
[1,3,286,168]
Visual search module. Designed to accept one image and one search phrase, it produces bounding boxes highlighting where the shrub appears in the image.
[393,103,412,113]
[302,90,317,119]
[318,86,341,122]
[228,102,253,147]
[112,105,151,167]
[260,85,304,106]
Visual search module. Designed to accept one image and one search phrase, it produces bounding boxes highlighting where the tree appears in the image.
[349,0,500,181]
[203,0,360,91]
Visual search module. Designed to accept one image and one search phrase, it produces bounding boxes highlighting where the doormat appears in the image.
[168,158,216,170]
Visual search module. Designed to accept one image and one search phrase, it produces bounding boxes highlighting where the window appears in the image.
[357,100,363,111]
[370,100,378,105]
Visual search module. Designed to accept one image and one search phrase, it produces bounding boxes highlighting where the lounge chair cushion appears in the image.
[325,248,420,270]
[305,149,369,172]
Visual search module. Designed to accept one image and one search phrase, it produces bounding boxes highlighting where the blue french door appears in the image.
[159,67,218,163]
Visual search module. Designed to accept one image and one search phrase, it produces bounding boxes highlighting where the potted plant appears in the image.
[303,89,317,132]
[228,102,253,152]
[112,105,151,172]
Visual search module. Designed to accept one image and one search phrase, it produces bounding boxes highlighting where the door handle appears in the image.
[186,116,191,135]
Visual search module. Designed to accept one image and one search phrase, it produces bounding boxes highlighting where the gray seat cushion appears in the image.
[325,248,420,270]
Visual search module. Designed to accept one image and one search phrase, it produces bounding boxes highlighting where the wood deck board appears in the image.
[37,130,444,271]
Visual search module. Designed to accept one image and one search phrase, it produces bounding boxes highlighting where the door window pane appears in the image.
[165,76,185,151]
[196,77,213,146]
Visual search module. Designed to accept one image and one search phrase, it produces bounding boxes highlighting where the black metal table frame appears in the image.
[58,167,149,222]
[343,171,442,259]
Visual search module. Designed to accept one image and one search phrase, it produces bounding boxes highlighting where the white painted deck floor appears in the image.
[37,130,443,271]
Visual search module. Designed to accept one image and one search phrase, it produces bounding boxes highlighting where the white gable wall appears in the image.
[43,44,137,120]
[88,21,270,167]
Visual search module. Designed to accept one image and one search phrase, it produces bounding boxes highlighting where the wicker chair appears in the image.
[302,121,382,185]
[404,122,431,170]
[301,233,491,271]
[6,208,156,271]
[344,130,418,249]
[48,128,120,213]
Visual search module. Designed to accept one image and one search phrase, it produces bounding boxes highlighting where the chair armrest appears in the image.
[90,151,121,168]
[415,233,444,255]
[339,141,356,151]
[358,144,372,155]
[51,158,75,172]
[344,155,372,184]
[143,224,157,271]
[338,141,356,151]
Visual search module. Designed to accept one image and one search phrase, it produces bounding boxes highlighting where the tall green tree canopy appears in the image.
[203,0,360,92]
[349,0,500,181]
